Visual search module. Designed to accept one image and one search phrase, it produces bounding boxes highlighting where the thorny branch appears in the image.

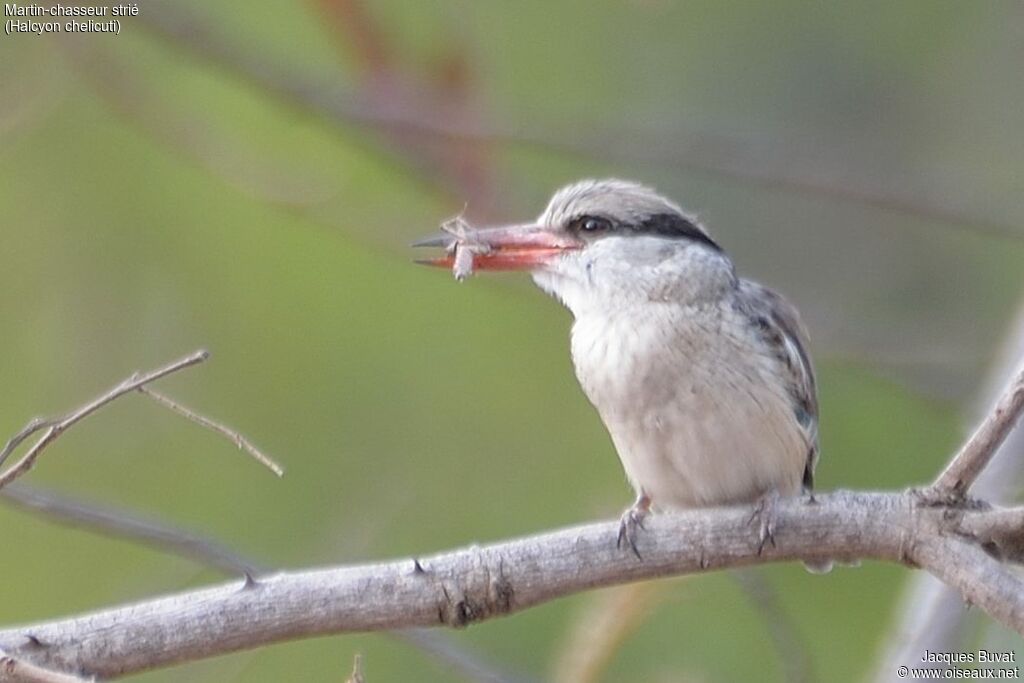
[0,349,1023,679]
[3,491,1024,680]
[0,486,527,683]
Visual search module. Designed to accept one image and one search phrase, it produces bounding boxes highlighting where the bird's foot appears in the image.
[617,494,651,560]
[749,490,781,554]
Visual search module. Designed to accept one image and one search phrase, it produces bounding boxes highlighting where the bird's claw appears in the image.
[617,495,651,560]
[749,491,780,554]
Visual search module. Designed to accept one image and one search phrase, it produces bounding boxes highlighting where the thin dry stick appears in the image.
[0,350,210,491]
[137,386,284,477]
[0,650,92,683]
[0,419,56,470]
[0,484,262,577]
[345,653,364,683]
[931,365,1024,497]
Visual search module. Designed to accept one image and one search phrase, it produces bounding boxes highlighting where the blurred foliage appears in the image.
[1,0,1023,681]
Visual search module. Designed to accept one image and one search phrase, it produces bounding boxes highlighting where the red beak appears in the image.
[412,223,581,272]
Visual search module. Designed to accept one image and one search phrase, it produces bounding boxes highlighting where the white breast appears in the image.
[570,302,808,509]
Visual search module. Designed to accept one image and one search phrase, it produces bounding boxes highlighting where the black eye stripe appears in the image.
[635,213,721,251]
[567,211,721,251]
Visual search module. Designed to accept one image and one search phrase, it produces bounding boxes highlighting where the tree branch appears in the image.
[2,491,1024,680]
[931,364,1024,497]
[0,350,210,490]
[0,349,285,493]
[870,308,1024,683]
[0,485,529,683]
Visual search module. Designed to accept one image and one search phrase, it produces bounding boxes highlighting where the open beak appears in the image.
[412,223,581,272]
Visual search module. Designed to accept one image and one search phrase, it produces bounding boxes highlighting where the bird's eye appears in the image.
[572,216,612,233]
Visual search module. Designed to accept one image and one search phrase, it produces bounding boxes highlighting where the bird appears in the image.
[414,179,819,559]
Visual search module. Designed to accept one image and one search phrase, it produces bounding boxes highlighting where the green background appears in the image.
[2,1,1023,680]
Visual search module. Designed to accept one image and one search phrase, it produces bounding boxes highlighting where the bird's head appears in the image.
[414,179,736,314]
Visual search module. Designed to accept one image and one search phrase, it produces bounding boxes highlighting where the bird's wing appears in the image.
[737,280,819,491]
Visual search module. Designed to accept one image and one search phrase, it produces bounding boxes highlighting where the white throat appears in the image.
[531,236,736,319]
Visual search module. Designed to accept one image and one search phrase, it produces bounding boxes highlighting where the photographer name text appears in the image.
[924,650,1017,664]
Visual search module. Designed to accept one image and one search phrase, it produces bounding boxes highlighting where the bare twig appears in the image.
[137,387,284,477]
[3,491,1024,680]
[0,350,210,490]
[0,650,92,683]
[0,484,262,577]
[344,653,364,683]
[930,365,1024,497]
[0,419,56,470]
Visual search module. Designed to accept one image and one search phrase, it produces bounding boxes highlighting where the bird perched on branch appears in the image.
[414,179,819,560]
